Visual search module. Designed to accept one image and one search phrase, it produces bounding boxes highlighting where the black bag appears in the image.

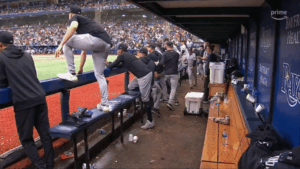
[259,146,300,169]
[238,124,292,169]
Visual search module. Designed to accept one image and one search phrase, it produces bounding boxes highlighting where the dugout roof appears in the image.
[126,0,280,43]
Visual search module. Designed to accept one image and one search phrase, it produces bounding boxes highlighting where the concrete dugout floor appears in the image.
[91,75,209,168]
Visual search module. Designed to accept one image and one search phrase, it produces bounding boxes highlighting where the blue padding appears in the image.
[108,98,123,112]
[49,91,141,139]
[0,68,127,106]
[232,84,261,121]
[232,84,263,133]
[49,124,80,139]
[247,120,264,133]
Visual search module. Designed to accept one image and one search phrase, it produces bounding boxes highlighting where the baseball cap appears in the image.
[70,6,81,14]
[0,31,13,44]
[118,43,128,51]
[166,41,173,47]
[138,47,148,55]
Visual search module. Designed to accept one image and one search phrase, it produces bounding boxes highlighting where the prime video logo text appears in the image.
[271,10,288,20]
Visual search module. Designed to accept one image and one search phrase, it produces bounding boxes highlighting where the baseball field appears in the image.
[0,54,132,157]
[33,54,118,80]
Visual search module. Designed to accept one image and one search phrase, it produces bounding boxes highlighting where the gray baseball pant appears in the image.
[187,66,197,87]
[151,82,162,110]
[157,72,168,100]
[128,72,153,102]
[165,74,179,105]
[63,34,110,105]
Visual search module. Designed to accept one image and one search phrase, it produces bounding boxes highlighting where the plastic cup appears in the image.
[129,134,133,142]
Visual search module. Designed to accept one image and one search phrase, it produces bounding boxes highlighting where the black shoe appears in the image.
[167,103,175,111]
[194,84,197,87]
[152,108,161,117]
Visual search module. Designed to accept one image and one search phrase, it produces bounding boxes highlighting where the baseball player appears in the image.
[107,44,155,129]
[55,6,111,112]
[0,31,54,169]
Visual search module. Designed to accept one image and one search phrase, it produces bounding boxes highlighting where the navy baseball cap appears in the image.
[138,47,148,55]
[166,41,173,47]
[0,31,13,44]
[70,6,81,14]
[118,43,128,52]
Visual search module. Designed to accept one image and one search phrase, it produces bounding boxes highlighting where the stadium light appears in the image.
[122,14,126,17]
[142,15,147,18]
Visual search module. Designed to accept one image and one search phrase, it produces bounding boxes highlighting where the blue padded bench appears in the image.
[49,91,141,169]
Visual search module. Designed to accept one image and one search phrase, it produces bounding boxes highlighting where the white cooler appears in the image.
[209,62,225,84]
[184,92,204,115]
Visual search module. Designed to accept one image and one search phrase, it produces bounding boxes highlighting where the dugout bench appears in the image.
[200,83,263,168]
[49,89,142,169]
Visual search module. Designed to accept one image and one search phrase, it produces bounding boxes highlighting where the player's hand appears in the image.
[55,45,63,58]
[154,61,159,65]
[77,68,83,74]
[204,75,207,79]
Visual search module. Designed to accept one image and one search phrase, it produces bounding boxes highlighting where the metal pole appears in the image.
[60,90,70,123]
[124,72,130,92]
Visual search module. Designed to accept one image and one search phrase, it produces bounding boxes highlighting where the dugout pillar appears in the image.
[60,89,70,122]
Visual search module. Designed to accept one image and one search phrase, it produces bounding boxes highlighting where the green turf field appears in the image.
[34,55,117,81]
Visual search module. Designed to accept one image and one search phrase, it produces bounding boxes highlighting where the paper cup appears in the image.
[129,134,133,142]
[255,104,265,113]
[244,84,248,89]
[246,94,256,103]
[133,136,138,143]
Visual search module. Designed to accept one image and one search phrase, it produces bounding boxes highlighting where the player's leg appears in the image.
[187,66,193,88]
[193,67,197,86]
[159,73,168,102]
[90,38,111,111]
[151,82,162,117]
[128,77,139,91]
[138,72,155,129]
[15,107,46,169]
[60,34,97,81]
[34,104,55,169]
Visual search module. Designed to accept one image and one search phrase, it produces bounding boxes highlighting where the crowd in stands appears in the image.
[0,0,132,15]
[0,19,194,54]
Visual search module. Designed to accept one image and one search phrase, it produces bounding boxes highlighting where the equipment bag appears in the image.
[238,124,292,169]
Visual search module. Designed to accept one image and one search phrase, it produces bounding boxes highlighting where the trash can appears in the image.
[209,62,225,84]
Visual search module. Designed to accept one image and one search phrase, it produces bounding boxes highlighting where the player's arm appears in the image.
[107,54,124,70]
[78,50,87,74]
[55,21,78,57]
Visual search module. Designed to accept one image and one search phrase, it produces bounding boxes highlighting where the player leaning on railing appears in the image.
[0,31,54,169]
[107,44,155,129]
[55,6,112,112]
